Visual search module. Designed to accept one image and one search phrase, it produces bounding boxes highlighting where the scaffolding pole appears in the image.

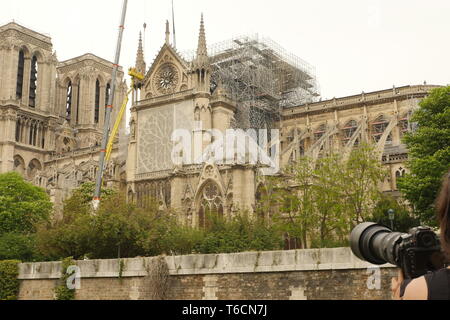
[93,0,128,210]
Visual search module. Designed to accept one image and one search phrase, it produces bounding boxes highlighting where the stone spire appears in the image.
[135,31,146,74]
[193,14,208,69]
[165,20,170,45]
[192,14,211,93]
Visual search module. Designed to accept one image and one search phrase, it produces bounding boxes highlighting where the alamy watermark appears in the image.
[171,125,280,175]
[66,265,81,290]
[366,266,381,290]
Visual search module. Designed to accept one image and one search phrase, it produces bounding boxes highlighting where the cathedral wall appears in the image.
[136,100,194,176]
[278,86,438,196]
[0,23,128,213]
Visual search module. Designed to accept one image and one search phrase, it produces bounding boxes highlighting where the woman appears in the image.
[392,170,450,300]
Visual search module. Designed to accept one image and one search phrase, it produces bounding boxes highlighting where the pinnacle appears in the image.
[165,20,170,45]
[194,13,208,69]
[135,31,146,74]
[196,13,207,57]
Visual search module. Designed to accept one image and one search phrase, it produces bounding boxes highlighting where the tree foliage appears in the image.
[0,172,52,261]
[193,214,283,254]
[54,257,76,300]
[0,233,40,261]
[398,86,450,225]
[36,184,284,260]
[0,260,20,300]
[370,194,419,233]
[0,172,52,234]
[263,143,387,248]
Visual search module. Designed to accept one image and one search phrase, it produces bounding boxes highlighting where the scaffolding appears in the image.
[182,34,320,129]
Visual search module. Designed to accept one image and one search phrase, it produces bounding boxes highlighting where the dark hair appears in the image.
[436,169,450,261]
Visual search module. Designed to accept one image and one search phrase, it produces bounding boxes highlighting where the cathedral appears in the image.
[0,22,128,213]
[0,18,441,224]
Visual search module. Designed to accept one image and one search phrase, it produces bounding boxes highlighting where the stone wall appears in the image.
[18,248,397,300]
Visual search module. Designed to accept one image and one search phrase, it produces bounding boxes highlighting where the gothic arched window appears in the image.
[105,83,111,106]
[13,155,26,176]
[396,167,406,179]
[105,83,111,119]
[342,120,359,146]
[32,123,38,146]
[29,122,34,145]
[41,126,45,148]
[299,139,306,156]
[27,159,42,180]
[94,79,100,124]
[314,124,326,142]
[395,167,406,189]
[198,181,224,228]
[399,114,410,137]
[66,81,72,120]
[29,56,38,108]
[287,129,295,143]
[371,115,392,144]
[15,118,21,142]
[76,80,81,124]
[16,50,25,100]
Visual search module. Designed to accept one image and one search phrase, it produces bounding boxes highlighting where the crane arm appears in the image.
[105,86,133,162]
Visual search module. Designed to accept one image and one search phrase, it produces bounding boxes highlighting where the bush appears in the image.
[193,214,283,254]
[0,233,39,262]
[0,260,20,300]
[36,193,158,260]
[54,257,76,300]
[144,220,205,256]
[370,194,419,233]
[37,189,285,260]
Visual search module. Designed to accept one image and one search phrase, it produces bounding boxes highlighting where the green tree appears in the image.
[36,192,157,260]
[266,158,316,249]
[398,86,450,226]
[312,154,349,246]
[370,194,419,233]
[35,182,117,260]
[0,172,52,234]
[0,172,52,261]
[341,143,387,226]
[0,233,39,261]
[263,143,386,249]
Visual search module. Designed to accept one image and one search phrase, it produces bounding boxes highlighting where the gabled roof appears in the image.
[143,43,189,84]
[57,53,124,74]
[59,53,117,67]
[0,21,52,44]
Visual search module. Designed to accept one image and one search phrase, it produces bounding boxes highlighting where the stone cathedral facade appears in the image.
[0,20,442,223]
[0,22,127,213]
[125,16,441,227]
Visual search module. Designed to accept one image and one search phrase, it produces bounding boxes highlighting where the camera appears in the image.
[350,222,446,279]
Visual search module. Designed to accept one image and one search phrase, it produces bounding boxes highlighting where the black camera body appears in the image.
[395,227,443,279]
[351,223,446,279]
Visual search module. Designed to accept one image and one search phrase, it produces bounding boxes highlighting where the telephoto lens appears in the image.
[350,222,404,266]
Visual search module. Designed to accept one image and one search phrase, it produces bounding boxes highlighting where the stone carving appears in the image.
[153,63,179,95]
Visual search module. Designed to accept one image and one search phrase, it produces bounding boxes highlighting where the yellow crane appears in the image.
[104,67,144,162]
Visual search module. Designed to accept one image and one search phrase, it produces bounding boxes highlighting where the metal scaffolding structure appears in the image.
[182,34,320,129]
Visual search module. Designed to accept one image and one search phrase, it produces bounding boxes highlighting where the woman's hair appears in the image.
[436,169,450,260]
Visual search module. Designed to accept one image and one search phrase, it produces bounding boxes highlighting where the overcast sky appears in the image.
[2,0,449,100]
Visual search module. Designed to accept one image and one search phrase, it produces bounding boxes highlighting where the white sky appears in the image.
[2,0,449,100]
